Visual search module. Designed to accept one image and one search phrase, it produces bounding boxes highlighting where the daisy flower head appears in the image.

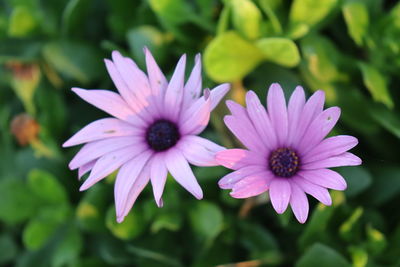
[216,83,361,223]
[63,49,230,222]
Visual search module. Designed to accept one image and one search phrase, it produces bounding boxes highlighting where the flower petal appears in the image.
[303,135,358,163]
[150,153,168,207]
[230,171,272,198]
[80,146,148,191]
[209,83,230,111]
[297,107,341,154]
[63,118,140,147]
[224,115,265,153]
[180,93,211,135]
[178,135,224,167]
[216,149,266,170]
[267,83,288,146]
[287,86,306,146]
[114,151,152,222]
[71,88,142,125]
[218,165,266,189]
[299,169,347,190]
[245,90,278,150]
[165,148,203,199]
[144,47,168,97]
[117,163,151,223]
[290,182,309,223]
[293,176,332,205]
[69,136,143,170]
[164,55,186,121]
[78,160,95,180]
[302,152,362,170]
[291,90,325,145]
[269,178,291,214]
[111,51,151,107]
[105,56,148,117]
[183,54,202,108]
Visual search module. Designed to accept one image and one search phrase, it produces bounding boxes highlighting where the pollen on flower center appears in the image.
[269,147,300,178]
[146,119,180,152]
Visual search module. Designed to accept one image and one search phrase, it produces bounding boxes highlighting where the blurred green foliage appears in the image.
[1,0,400,266]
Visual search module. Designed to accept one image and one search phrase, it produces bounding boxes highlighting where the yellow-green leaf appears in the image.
[8,6,37,37]
[106,206,145,240]
[23,218,58,251]
[256,37,300,67]
[342,1,369,46]
[359,63,393,109]
[204,31,263,82]
[231,0,262,40]
[290,0,338,28]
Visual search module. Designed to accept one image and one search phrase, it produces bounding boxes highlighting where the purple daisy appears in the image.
[63,49,230,222]
[216,83,361,223]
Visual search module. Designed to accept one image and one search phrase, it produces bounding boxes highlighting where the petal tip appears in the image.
[298,217,307,224]
[156,198,164,208]
[79,184,89,191]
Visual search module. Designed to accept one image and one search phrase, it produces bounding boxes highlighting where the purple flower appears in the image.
[216,83,361,223]
[63,49,229,222]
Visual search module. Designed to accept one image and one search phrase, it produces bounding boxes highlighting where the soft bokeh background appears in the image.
[1,0,400,266]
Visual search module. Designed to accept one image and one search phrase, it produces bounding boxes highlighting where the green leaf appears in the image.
[148,0,192,25]
[8,6,38,37]
[0,39,42,63]
[0,178,38,224]
[106,206,146,240]
[22,218,58,250]
[61,0,92,36]
[239,221,282,265]
[231,0,262,40]
[348,246,368,267]
[287,23,309,39]
[126,245,182,267]
[256,37,300,67]
[301,35,347,83]
[342,1,369,46]
[370,104,400,138]
[0,234,18,264]
[27,169,67,204]
[299,191,345,248]
[36,85,67,136]
[216,5,231,35]
[193,166,227,182]
[359,63,393,109]
[337,166,372,198]
[42,41,103,84]
[367,166,400,206]
[127,26,166,68]
[334,85,379,134]
[339,207,363,241]
[296,243,351,267]
[258,0,283,34]
[94,235,133,265]
[52,225,83,267]
[189,201,223,241]
[151,212,182,233]
[290,0,338,28]
[204,31,263,82]
[366,225,387,256]
[76,184,109,232]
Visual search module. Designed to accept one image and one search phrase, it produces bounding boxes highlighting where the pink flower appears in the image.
[216,83,361,223]
[63,49,229,222]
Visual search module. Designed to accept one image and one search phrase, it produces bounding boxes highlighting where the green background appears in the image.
[1,0,400,266]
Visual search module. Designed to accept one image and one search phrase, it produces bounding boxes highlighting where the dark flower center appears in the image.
[269,148,300,178]
[146,119,180,152]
